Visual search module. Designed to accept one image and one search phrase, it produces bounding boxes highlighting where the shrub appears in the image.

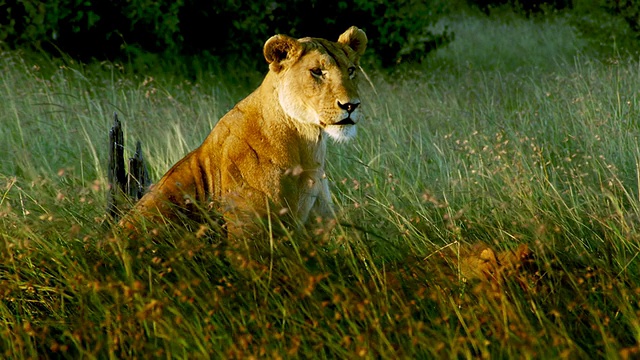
[570,0,640,57]
[464,0,573,14]
[459,0,640,57]
[0,0,453,67]
[0,0,182,60]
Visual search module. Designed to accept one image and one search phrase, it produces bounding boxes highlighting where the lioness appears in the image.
[119,26,367,238]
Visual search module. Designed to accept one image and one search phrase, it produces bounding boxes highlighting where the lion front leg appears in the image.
[304,177,337,238]
[220,186,285,239]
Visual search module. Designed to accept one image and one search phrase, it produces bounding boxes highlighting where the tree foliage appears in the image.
[465,0,572,14]
[0,0,452,67]
[570,0,640,56]
[461,0,640,56]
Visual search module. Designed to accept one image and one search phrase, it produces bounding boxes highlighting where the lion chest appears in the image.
[293,137,331,223]
[292,167,328,223]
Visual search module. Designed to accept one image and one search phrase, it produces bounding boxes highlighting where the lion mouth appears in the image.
[333,117,355,126]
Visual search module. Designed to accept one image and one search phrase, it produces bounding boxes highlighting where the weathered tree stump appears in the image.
[107,114,126,220]
[107,113,149,221]
[127,140,150,201]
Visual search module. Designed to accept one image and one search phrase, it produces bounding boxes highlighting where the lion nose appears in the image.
[337,101,360,113]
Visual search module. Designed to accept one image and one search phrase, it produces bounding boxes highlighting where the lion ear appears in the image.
[338,26,367,59]
[264,34,302,73]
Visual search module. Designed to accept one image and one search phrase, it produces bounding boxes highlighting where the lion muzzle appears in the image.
[334,117,356,126]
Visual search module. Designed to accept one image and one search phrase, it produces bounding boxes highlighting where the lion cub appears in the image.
[119,26,367,238]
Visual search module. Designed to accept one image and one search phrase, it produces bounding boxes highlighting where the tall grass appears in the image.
[1,12,639,358]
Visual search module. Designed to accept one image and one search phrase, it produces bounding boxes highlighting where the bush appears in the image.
[459,0,640,57]
[570,0,640,57]
[0,0,452,67]
[465,0,573,14]
[0,0,183,60]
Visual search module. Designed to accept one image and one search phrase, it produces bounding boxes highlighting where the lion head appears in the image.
[263,26,368,143]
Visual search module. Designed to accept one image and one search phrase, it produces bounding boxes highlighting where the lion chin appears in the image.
[118,26,368,239]
[324,123,357,143]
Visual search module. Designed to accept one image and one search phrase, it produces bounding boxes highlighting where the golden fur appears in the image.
[119,26,368,237]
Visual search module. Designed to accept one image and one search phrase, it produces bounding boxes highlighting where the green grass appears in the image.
[1,12,640,358]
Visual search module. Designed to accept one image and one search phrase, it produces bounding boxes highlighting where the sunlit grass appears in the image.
[1,12,640,359]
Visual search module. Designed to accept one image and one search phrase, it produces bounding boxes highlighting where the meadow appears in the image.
[1,12,639,359]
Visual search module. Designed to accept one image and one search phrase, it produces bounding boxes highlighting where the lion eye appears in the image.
[310,68,323,77]
[348,66,356,77]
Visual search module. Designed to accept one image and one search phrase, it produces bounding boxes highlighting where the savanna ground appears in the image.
[1,11,640,359]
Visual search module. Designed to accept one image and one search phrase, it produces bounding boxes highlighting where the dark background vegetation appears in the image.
[1,0,639,69]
